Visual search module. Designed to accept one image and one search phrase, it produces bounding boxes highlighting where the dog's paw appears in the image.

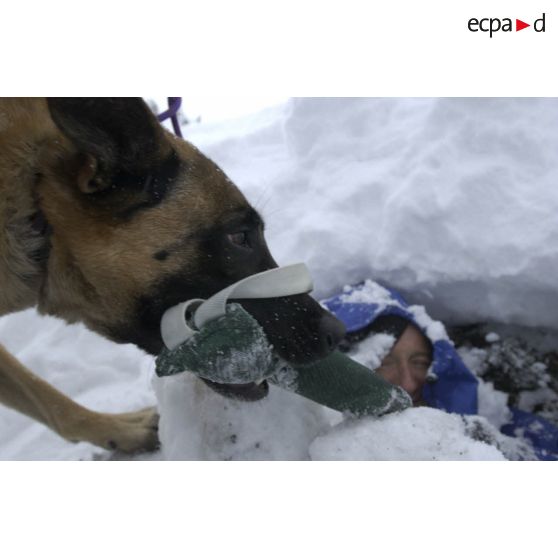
[84,407,160,454]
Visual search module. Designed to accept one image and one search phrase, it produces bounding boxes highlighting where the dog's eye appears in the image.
[227,231,250,248]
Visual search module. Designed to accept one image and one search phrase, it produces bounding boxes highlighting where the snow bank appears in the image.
[188,98,558,330]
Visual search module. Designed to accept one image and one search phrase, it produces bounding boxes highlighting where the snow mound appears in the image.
[309,407,507,461]
[154,374,342,460]
[155,372,534,461]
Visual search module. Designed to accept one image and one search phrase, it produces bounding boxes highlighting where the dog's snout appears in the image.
[318,313,346,354]
[238,294,346,365]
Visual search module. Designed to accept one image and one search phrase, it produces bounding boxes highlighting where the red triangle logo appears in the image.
[516,19,530,31]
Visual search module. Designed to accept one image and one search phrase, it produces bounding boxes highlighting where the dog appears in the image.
[0,98,345,453]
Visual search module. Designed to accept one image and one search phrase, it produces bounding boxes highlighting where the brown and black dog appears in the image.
[0,98,344,453]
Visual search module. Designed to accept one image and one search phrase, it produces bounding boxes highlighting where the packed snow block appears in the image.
[155,303,411,417]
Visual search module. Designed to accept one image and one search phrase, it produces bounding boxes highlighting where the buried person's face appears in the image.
[376,324,432,405]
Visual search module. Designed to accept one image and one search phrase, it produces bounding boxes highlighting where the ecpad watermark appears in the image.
[468,13,546,37]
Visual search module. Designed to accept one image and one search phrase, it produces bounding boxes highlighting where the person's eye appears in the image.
[412,360,431,369]
[227,231,250,248]
[379,358,396,369]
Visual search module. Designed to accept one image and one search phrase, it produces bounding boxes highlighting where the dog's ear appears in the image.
[47,98,171,194]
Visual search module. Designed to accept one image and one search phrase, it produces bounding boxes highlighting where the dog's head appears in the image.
[37,98,344,393]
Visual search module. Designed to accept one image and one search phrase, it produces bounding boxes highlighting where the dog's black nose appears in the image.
[318,313,346,354]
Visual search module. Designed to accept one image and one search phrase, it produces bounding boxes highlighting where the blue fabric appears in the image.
[501,408,558,461]
[322,282,479,415]
[322,281,558,460]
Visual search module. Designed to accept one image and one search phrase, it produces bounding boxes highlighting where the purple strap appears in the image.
[157,97,183,138]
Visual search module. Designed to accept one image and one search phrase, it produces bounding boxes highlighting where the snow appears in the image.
[308,408,507,461]
[154,374,341,460]
[349,332,396,370]
[188,98,558,330]
[486,332,500,343]
[0,309,156,460]
[2,97,558,459]
[337,279,448,342]
[477,381,512,430]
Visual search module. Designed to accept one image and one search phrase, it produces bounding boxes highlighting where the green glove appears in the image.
[155,303,411,417]
[270,350,411,416]
[156,303,278,384]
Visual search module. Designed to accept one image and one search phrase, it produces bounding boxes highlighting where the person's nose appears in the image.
[397,362,420,395]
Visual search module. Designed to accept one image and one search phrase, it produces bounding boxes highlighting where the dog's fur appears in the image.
[0,98,344,453]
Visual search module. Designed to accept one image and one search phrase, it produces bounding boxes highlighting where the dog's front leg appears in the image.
[0,344,159,453]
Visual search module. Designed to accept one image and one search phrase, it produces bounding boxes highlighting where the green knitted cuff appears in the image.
[270,351,412,416]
